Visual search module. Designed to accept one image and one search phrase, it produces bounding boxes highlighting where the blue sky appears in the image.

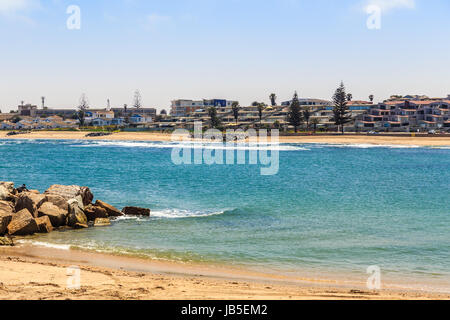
[0,0,449,111]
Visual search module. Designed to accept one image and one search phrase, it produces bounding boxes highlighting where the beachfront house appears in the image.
[84,110,115,125]
[129,114,153,125]
[0,121,15,130]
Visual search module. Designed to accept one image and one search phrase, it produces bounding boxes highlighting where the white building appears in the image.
[170,99,239,117]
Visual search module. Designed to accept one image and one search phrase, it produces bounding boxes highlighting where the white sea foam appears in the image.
[309,143,421,149]
[151,209,226,219]
[112,208,226,220]
[16,240,71,250]
[70,140,307,151]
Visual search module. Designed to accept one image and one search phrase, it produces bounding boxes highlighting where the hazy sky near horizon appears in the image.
[0,0,449,112]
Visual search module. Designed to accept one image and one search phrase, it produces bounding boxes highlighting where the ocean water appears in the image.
[1,139,449,291]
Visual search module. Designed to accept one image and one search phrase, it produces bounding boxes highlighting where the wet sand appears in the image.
[0,245,448,300]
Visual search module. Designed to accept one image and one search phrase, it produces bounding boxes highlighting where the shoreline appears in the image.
[1,243,449,300]
[1,131,450,147]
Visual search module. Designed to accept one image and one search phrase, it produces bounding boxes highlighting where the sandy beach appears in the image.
[0,244,448,300]
[0,130,449,146]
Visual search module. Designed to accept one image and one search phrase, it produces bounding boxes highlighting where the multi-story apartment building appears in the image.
[356,99,450,131]
[170,99,239,117]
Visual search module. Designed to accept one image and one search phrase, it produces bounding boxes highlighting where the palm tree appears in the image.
[311,118,320,133]
[257,103,265,126]
[231,102,240,124]
[269,93,277,106]
[303,107,311,130]
[346,93,353,102]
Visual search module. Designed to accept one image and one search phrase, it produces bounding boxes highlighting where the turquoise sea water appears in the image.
[1,139,449,291]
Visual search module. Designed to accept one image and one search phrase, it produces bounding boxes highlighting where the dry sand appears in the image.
[0,245,448,300]
[0,131,449,146]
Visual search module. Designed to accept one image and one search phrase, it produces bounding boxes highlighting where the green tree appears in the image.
[133,90,142,109]
[231,102,240,124]
[11,115,22,123]
[208,107,221,129]
[311,118,320,133]
[269,93,277,106]
[332,82,352,134]
[273,120,281,130]
[287,92,303,133]
[346,93,353,102]
[257,103,265,126]
[303,107,311,130]
[78,93,89,127]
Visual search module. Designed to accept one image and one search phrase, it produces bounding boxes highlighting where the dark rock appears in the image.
[7,209,39,236]
[38,202,67,228]
[0,201,14,235]
[84,204,108,221]
[36,216,53,233]
[95,200,123,217]
[15,192,47,218]
[94,218,111,227]
[67,204,88,229]
[0,212,13,236]
[122,206,151,217]
[80,187,94,206]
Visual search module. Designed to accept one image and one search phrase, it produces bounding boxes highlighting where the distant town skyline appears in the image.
[1,0,449,112]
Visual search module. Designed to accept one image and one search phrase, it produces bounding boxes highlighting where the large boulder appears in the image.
[68,195,85,211]
[67,204,88,229]
[45,194,69,211]
[7,209,39,236]
[95,200,123,217]
[15,192,47,218]
[36,216,53,233]
[84,204,108,221]
[94,218,111,227]
[80,187,94,206]
[122,206,151,217]
[0,182,16,203]
[0,236,14,246]
[0,201,14,235]
[0,182,15,194]
[0,200,14,214]
[38,202,67,228]
[45,185,93,206]
[0,212,13,236]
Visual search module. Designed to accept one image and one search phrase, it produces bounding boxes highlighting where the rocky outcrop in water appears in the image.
[122,206,151,217]
[0,181,150,244]
[95,200,123,217]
